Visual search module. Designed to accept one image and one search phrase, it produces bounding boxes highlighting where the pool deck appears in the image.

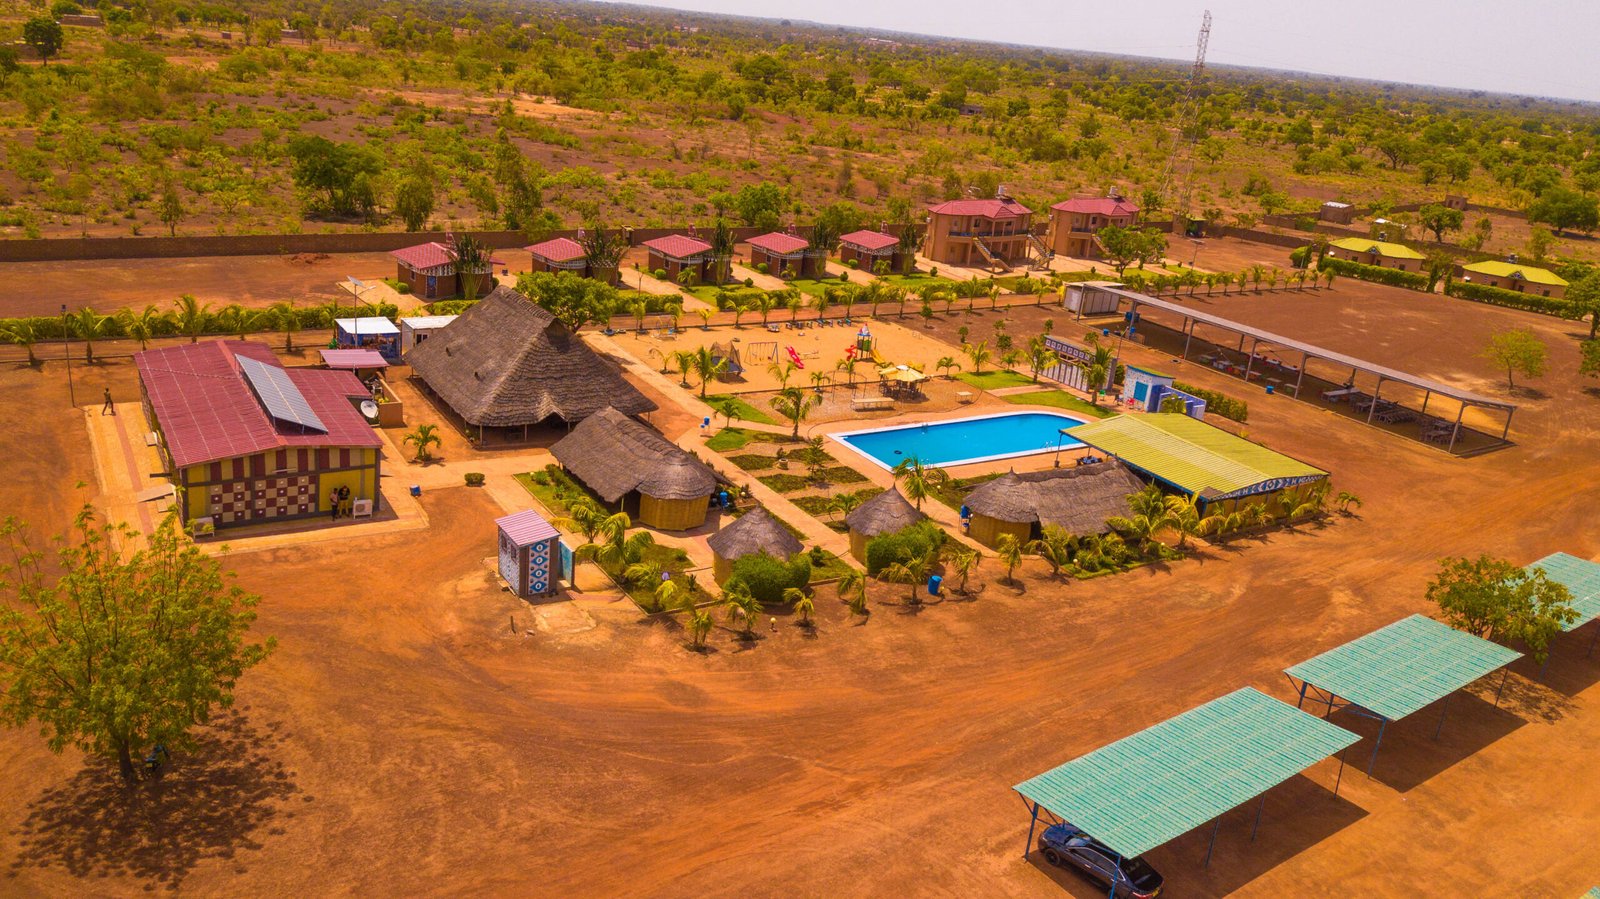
[829,409,1095,471]
[812,404,1099,481]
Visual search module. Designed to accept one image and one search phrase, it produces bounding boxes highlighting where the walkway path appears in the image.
[729,262,789,292]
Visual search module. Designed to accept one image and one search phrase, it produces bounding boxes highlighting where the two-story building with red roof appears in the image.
[921,195,1033,270]
[1046,196,1140,259]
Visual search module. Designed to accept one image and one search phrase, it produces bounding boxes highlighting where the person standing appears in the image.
[101,388,115,416]
[329,490,340,521]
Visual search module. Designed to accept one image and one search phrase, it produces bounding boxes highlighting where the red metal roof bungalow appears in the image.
[1047,196,1140,259]
[136,340,384,531]
[839,229,911,274]
[391,241,501,300]
[747,231,821,278]
[643,234,714,285]
[524,236,620,286]
[922,194,1035,271]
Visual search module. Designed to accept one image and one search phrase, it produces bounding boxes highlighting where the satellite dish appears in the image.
[359,400,379,421]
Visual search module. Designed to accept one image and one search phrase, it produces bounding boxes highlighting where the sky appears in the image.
[604,0,1600,104]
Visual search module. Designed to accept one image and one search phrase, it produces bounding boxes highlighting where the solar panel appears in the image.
[238,355,327,433]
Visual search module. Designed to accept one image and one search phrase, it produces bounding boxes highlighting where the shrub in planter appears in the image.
[864,520,948,576]
[756,262,770,275]
[653,268,667,280]
[728,551,812,604]
[464,472,486,487]
[846,258,860,269]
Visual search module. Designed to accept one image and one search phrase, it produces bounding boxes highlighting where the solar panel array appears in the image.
[1528,553,1600,631]
[238,355,327,433]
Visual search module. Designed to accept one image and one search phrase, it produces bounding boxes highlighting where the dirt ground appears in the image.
[2,263,1600,896]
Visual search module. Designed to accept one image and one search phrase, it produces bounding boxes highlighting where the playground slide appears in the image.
[870,348,887,366]
[786,346,805,369]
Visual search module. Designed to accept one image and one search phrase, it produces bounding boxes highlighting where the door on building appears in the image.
[426,275,438,298]
[1133,381,1149,403]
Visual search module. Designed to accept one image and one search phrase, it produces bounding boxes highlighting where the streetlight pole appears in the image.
[61,304,75,408]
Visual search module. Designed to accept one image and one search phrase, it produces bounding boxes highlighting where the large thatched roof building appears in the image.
[843,487,927,562]
[707,506,802,584]
[405,285,655,438]
[550,407,718,530]
[963,461,1145,548]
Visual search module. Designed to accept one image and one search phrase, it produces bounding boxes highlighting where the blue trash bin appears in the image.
[409,485,421,497]
[1265,384,1275,395]
[927,574,943,597]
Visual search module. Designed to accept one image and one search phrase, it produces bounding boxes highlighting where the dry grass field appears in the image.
[1,258,1598,896]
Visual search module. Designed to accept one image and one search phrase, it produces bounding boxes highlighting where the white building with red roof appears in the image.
[136,340,384,530]
[1047,195,1141,259]
[392,240,501,300]
[922,193,1035,271]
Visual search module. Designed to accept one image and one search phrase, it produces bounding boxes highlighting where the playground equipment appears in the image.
[853,326,887,366]
[786,346,806,369]
[745,341,778,362]
[710,341,745,381]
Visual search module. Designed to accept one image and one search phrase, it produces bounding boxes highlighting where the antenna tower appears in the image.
[1158,10,1212,224]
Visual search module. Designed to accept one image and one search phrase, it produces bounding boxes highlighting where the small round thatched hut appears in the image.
[964,461,1145,549]
[843,487,928,562]
[551,407,719,530]
[707,506,803,584]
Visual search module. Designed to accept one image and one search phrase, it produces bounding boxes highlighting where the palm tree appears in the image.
[1323,269,1337,289]
[1162,494,1208,549]
[836,355,859,386]
[1250,265,1265,293]
[949,549,981,594]
[828,492,864,520]
[271,300,301,352]
[173,294,211,343]
[731,301,752,329]
[696,307,714,331]
[214,303,252,341]
[403,423,442,461]
[1108,485,1178,555]
[754,292,777,327]
[721,581,764,639]
[117,304,163,352]
[995,533,1023,585]
[935,356,962,379]
[683,600,714,650]
[786,587,815,628]
[669,350,695,387]
[553,497,611,544]
[786,293,804,322]
[769,360,798,389]
[1,320,40,365]
[70,307,108,363]
[810,371,830,393]
[769,386,821,438]
[963,340,992,375]
[891,456,949,510]
[881,545,938,604]
[1025,525,1074,578]
[836,569,869,619]
[810,290,830,321]
[1084,343,1114,406]
[688,346,728,398]
[713,398,742,429]
[1000,348,1022,371]
[630,299,649,333]
[838,284,859,319]
[1334,491,1363,515]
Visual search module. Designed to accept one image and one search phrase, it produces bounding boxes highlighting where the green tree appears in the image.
[515,271,619,331]
[0,507,273,784]
[117,305,163,352]
[22,17,64,65]
[891,456,950,510]
[1566,271,1600,339]
[403,423,442,461]
[720,581,764,639]
[285,136,382,218]
[272,300,301,353]
[0,320,40,366]
[1024,525,1074,578]
[1418,203,1464,243]
[682,600,714,651]
[1097,225,1154,276]
[962,339,992,374]
[1528,187,1600,236]
[1579,340,1600,380]
[769,386,821,438]
[1426,555,1576,663]
[173,294,211,343]
[688,346,729,397]
[1480,328,1548,390]
[69,307,107,364]
[994,533,1023,585]
[159,177,185,237]
[787,587,815,628]
[836,568,869,619]
[1108,485,1178,556]
[393,175,435,232]
[451,234,489,302]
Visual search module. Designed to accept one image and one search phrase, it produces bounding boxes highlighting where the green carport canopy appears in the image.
[1527,553,1600,632]
[1285,614,1521,775]
[1013,687,1357,862]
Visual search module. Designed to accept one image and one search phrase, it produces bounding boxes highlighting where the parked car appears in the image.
[1037,822,1164,898]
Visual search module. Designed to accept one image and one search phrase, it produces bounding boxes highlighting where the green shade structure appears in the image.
[1527,553,1600,632]
[1285,614,1521,775]
[1066,413,1326,503]
[1014,687,1357,866]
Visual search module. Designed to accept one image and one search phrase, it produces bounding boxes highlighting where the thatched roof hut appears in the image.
[405,285,655,432]
[707,506,802,583]
[550,407,718,530]
[844,487,928,562]
[964,461,1144,548]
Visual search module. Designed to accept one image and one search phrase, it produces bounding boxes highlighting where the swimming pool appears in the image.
[832,411,1090,469]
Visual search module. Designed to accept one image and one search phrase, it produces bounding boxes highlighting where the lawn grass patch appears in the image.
[820,465,868,484]
[727,453,777,471]
[931,473,1004,513]
[706,426,765,451]
[704,393,779,425]
[806,548,858,581]
[1003,389,1116,418]
[957,370,1033,390]
[758,473,811,493]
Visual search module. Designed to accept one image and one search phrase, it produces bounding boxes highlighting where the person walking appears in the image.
[101,388,115,415]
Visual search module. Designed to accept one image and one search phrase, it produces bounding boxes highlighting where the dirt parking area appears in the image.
[1,273,1599,896]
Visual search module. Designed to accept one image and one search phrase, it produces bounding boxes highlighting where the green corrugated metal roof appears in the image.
[1286,615,1521,721]
[1528,552,1600,631]
[1066,414,1326,498]
[1583,887,1600,899]
[1462,260,1569,287]
[1014,688,1358,859]
[1329,237,1425,259]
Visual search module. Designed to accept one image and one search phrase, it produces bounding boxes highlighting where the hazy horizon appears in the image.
[603,0,1600,105]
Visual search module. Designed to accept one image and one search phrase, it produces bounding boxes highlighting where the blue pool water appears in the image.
[834,412,1089,469]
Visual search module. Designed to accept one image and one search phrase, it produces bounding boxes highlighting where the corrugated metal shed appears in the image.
[495,509,559,545]
[1066,414,1326,498]
[1528,552,1600,631]
[1286,614,1521,721]
[1014,688,1357,859]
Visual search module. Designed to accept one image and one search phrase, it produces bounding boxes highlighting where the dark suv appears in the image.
[1037,823,1164,898]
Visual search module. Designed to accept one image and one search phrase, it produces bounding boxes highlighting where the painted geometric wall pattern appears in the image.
[528,541,551,595]
[208,475,316,523]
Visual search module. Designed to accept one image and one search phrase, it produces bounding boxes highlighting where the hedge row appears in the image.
[1318,257,1429,291]
[864,520,948,577]
[727,552,812,605]
[0,302,402,344]
[1173,381,1249,423]
[1444,281,1581,318]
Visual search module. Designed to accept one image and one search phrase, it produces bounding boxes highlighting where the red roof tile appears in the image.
[642,234,713,258]
[747,232,810,255]
[136,340,382,469]
[926,197,1033,218]
[525,237,585,263]
[1051,197,1140,216]
[496,509,560,545]
[392,241,455,271]
[840,230,899,252]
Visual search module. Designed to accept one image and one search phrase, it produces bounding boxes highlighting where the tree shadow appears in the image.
[8,709,301,890]
[1509,385,1548,401]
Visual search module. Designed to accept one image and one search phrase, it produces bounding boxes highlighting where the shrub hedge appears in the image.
[0,301,401,344]
[728,552,812,604]
[1445,281,1579,318]
[864,520,948,576]
[1173,381,1249,422]
[1318,257,1428,291]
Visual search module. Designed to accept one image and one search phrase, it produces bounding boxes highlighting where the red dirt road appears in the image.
[1,275,1599,896]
